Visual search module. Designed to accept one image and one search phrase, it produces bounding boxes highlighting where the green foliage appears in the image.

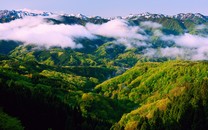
[109,61,208,129]
[0,56,127,129]
[1,55,208,130]
[157,18,186,34]
[0,41,21,55]
[0,110,24,130]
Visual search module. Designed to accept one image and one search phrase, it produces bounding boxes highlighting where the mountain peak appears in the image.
[0,9,53,21]
[124,12,166,20]
[172,13,208,21]
[1,9,208,24]
[18,8,46,14]
[76,13,88,20]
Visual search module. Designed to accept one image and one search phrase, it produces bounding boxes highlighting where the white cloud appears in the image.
[174,33,208,48]
[86,19,148,48]
[162,33,208,49]
[140,21,162,29]
[116,38,148,48]
[146,33,208,60]
[195,24,207,30]
[1,16,208,61]
[160,47,185,58]
[0,16,95,48]
[153,30,163,37]
[86,19,147,40]
[0,17,148,49]
[143,47,195,60]
[143,48,158,57]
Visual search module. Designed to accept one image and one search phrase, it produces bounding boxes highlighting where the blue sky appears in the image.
[1,0,208,17]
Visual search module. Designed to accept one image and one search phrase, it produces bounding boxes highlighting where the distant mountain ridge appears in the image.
[1,9,208,22]
[0,10,52,18]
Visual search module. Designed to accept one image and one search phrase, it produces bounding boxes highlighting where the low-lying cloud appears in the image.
[86,19,146,40]
[0,16,95,48]
[144,32,208,60]
[195,24,206,30]
[1,16,208,60]
[140,21,162,29]
[162,33,208,48]
[0,17,148,49]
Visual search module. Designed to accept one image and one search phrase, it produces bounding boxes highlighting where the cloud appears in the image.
[153,30,163,37]
[86,19,148,48]
[86,19,147,40]
[145,33,208,60]
[174,33,208,48]
[116,38,148,48]
[140,21,162,29]
[0,17,148,49]
[0,16,95,48]
[154,47,208,60]
[195,24,207,30]
[160,47,185,58]
[1,16,208,61]
[87,20,208,60]
[192,47,208,60]
[161,33,208,48]
[143,47,193,60]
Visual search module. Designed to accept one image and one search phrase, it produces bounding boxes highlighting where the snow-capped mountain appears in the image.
[63,14,104,20]
[64,13,88,20]
[124,12,166,20]
[0,10,53,19]
[172,13,208,21]
[123,12,208,22]
[0,9,102,21]
[1,9,208,24]
[89,16,103,19]
[75,14,88,20]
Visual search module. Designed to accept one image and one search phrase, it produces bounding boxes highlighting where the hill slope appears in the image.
[95,61,208,129]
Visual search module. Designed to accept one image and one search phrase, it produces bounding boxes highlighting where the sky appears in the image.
[1,0,208,17]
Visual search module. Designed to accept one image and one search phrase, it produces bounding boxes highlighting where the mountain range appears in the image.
[1,9,208,21]
[0,10,208,130]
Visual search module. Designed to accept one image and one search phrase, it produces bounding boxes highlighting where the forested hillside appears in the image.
[1,56,208,129]
[97,61,208,129]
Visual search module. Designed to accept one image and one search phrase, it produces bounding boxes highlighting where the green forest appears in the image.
[1,51,208,130]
